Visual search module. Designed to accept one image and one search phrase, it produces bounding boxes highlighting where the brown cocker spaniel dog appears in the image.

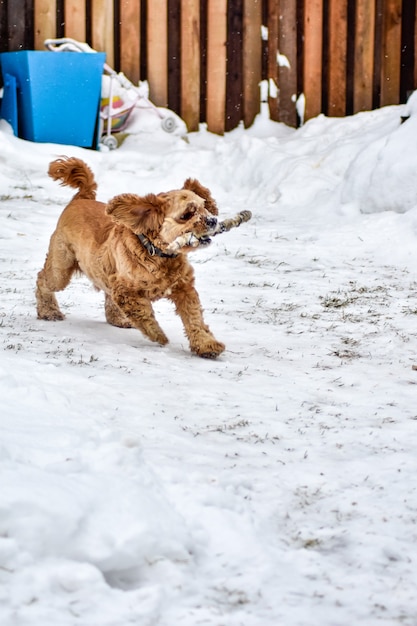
[36,157,225,358]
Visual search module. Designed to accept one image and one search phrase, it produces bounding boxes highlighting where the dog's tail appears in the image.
[48,157,97,200]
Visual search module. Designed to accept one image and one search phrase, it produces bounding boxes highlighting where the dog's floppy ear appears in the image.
[182,178,218,215]
[106,193,166,234]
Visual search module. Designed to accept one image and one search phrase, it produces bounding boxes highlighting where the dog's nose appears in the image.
[205,216,217,231]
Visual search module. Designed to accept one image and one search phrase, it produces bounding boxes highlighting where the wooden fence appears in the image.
[0,0,416,133]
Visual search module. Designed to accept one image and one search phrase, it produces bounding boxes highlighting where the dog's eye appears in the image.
[179,206,196,221]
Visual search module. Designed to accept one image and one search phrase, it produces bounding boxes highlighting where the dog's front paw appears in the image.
[37,310,65,321]
[148,329,169,346]
[192,339,225,359]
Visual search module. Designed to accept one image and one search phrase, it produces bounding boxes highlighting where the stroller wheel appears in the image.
[161,116,177,133]
[101,135,118,150]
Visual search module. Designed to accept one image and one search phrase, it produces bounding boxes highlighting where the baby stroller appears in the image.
[44,38,182,149]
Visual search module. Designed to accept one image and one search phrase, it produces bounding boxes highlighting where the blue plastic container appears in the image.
[0,50,105,148]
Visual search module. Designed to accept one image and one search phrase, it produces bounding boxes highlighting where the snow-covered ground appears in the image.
[1,98,417,626]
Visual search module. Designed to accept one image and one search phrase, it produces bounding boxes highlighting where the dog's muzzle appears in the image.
[198,216,218,246]
[205,216,218,231]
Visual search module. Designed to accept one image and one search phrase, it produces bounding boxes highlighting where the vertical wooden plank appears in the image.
[56,0,65,38]
[147,0,168,107]
[206,0,227,134]
[303,0,323,120]
[91,0,114,65]
[140,1,148,79]
[373,0,383,108]
[64,0,86,42]
[168,0,181,115]
[181,0,200,131]
[278,0,298,126]
[243,0,262,127]
[226,0,243,131]
[6,0,34,51]
[34,0,57,49]
[399,0,414,102]
[261,0,269,80]
[353,0,376,112]
[380,0,402,106]
[327,0,347,116]
[415,0,417,88]
[344,1,353,114]
[120,0,141,84]
[0,0,7,52]
[199,0,208,122]
[267,0,279,121]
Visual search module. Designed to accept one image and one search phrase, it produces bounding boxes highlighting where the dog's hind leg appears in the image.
[104,293,133,328]
[110,283,168,345]
[36,233,77,320]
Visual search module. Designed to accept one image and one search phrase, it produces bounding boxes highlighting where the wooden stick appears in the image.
[166,210,252,253]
